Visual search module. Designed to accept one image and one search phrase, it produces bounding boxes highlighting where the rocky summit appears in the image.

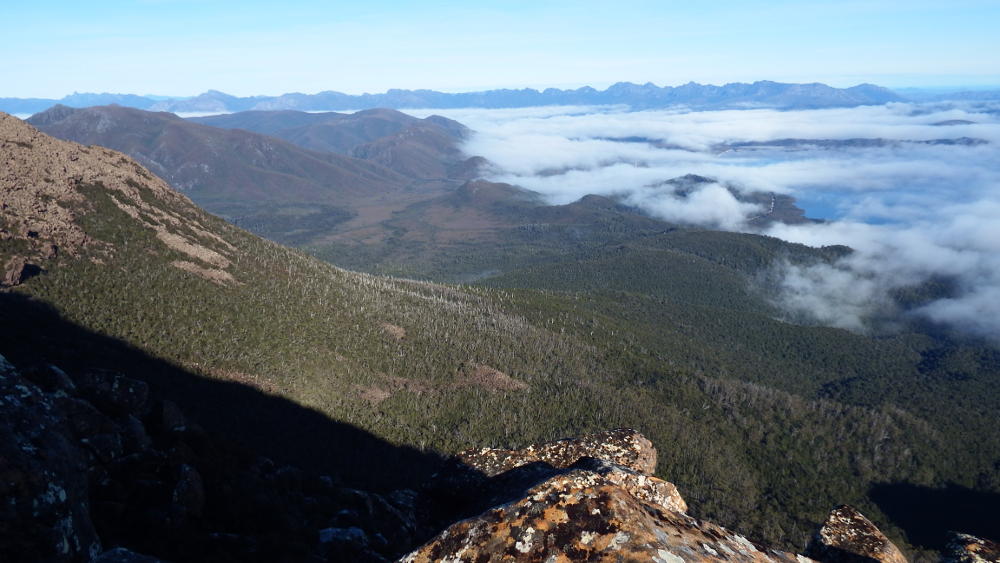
[407,432,932,563]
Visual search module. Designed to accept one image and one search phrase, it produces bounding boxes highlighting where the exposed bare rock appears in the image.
[75,370,150,417]
[457,428,657,477]
[169,259,236,285]
[0,112,240,284]
[805,505,907,563]
[2,112,180,257]
[403,459,806,563]
[944,533,1000,563]
[573,457,687,513]
[2,256,31,286]
[0,353,103,562]
[21,363,77,394]
[1,352,426,562]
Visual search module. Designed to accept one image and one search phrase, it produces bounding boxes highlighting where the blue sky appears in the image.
[3,0,998,98]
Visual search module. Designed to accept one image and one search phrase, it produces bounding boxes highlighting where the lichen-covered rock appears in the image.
[805,505,906,563]
[1,353,425,561]
[571,457,687,513]
[944,533,1000,563]
[403,460,805,562]
[0,354,103,562]
[457,428,657,476]
[1,257,33,286]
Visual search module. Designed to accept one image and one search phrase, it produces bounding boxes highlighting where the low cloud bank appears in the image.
[767,200,1000,339]
[407,102,1000,340]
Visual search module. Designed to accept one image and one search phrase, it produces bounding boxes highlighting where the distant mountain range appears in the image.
[2,81,910,115]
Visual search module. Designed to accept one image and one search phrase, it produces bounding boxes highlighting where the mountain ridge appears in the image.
[2,80,906,114]
[25,104,478,245]
[189,108,471,179]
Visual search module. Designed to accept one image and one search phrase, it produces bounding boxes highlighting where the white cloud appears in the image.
[408,102,1000,340]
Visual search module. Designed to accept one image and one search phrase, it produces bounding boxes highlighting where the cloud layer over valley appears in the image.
[406,102,1000,340]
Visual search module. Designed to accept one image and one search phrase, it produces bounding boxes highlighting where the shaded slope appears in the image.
[0,318,442,562]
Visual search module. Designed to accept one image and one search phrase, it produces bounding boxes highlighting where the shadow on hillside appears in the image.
[870,482,1000,549]
[0,291,445,491]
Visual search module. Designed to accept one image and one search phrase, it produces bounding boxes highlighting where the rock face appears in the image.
[2,256,31,286]
[805,505,907,563]
[0,353,419,562]
[945,533,1000,563]
[457,428,657,477]
[407,430,804,562]
[0,355,103,562]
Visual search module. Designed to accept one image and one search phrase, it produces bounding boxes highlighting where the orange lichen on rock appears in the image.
[805,505,907,563]
[403,460,807,563]
[458,428,657,476]
[944,533,1000,563]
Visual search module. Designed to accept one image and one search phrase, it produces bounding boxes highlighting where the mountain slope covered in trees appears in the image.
[2,113,998,556]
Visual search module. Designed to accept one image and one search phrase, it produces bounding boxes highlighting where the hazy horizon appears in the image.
[5,79,1000,103]
[3,1,998,99]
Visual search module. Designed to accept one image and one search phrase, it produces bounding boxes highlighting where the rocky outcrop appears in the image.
[945,533,1000,563]
[2,257,27,286]
[805,505,907,563]
[408,431,963,563]
[457,428,657,476]
[0,354,420,562]
[405,436,801,562]
[1,112,242,286]
[0,355,103,562]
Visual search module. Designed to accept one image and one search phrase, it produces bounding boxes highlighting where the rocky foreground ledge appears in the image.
[409,433,998,562]
[1,353,997,562]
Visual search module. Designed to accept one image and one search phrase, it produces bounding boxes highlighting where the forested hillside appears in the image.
[2,113,997,557]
